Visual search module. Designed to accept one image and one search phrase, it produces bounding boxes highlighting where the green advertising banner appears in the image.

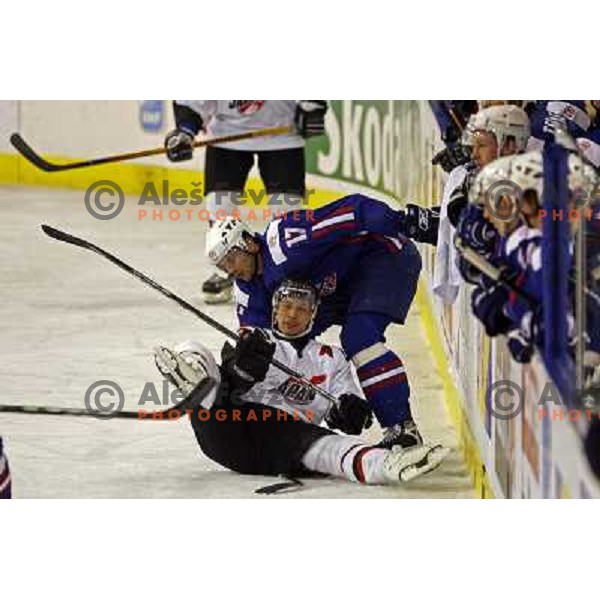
[305,100,441,206]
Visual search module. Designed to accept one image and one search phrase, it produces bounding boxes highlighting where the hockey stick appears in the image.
[40,224,339,409]
[454,238,538,305]
[0,377,216,420]
[10,125,293,173]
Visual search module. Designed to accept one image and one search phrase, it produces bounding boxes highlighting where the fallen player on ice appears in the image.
[154,279,448,487]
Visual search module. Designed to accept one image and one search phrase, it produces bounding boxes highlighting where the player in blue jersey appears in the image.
[464,150,599,364]
[0,436,11,499]
[204,193,440,448]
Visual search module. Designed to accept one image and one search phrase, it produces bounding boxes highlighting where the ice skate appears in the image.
[378,418,424,449]
[154,343,210,395]
[383,444,450,483]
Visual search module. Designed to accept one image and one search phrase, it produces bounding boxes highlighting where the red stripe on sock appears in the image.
[352,447,375,483]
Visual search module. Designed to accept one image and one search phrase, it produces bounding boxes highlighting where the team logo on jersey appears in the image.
[229,101,265,115]
[319,273,337,296]
[278,377,317,405]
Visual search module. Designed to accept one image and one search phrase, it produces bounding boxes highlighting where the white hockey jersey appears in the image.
[239,332,364,426]
[176,100,304,151]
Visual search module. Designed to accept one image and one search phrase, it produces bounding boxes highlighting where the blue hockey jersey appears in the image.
[234,194,409,334]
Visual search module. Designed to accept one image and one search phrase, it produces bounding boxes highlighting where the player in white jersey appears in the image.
[164,100,328,304]
[154,279,448,485]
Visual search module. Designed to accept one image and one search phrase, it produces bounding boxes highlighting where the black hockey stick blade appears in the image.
[42,224,93,249]
[0,377,216,420]
[40,224,339,409]
[10,133,64,172]
[255,476,305,495]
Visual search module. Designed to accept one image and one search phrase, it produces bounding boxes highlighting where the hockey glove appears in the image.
[455,204,499,256]
[400,204,440,246]
[507,328,534,364]
[221,329,276,393]
[471,284,512,337]
[164,128,195,162]
[326,393,373,435]
[295,101,328,138]
[431,142,472,173]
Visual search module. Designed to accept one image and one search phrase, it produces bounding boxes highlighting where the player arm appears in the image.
[327,350,364,398]
[324,349,373,435]
[165,101,216,162]
[303,194,439,247]
[172,101,205,136]
[220,329,276,394]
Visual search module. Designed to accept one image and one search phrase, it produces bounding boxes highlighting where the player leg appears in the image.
[0,436,12,499]
[256,147,306,217]
[194,399,448,484]
[153,340,267,473]
[302,435,449,484]
[203,146,255,304]
[154,340,448,483]
[340,241,426,448]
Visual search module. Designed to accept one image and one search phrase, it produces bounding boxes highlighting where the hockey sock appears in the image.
[341,313,412,427]
[301,435,390,485]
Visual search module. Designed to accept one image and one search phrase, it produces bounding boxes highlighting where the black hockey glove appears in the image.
[470,284,512,337]
[507,328,534,364]
[326,394,373,435]
[400,204,440,246]
[432,143,472,173]
[221,329,276,393]
[164,128,195,162]
[295,101,328,138]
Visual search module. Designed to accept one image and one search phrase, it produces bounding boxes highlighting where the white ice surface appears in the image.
[0,186,473,498]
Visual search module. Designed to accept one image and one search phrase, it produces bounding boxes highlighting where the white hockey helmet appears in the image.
[205,217,253,266]
[469,155,520,206]
[463,105,531,153]
[470,150,598,208]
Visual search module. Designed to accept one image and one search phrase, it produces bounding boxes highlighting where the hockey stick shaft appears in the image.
[454,238,538,305]
[456,236,600,303]
[0,377,217,420]
[10,126,293,173]
[40,225,338,407]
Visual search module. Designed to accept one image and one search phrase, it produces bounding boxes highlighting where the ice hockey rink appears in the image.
[0,185,473,498]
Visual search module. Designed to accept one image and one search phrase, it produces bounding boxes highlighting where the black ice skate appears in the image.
[202,273,234,304]
[378,418,424,449]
